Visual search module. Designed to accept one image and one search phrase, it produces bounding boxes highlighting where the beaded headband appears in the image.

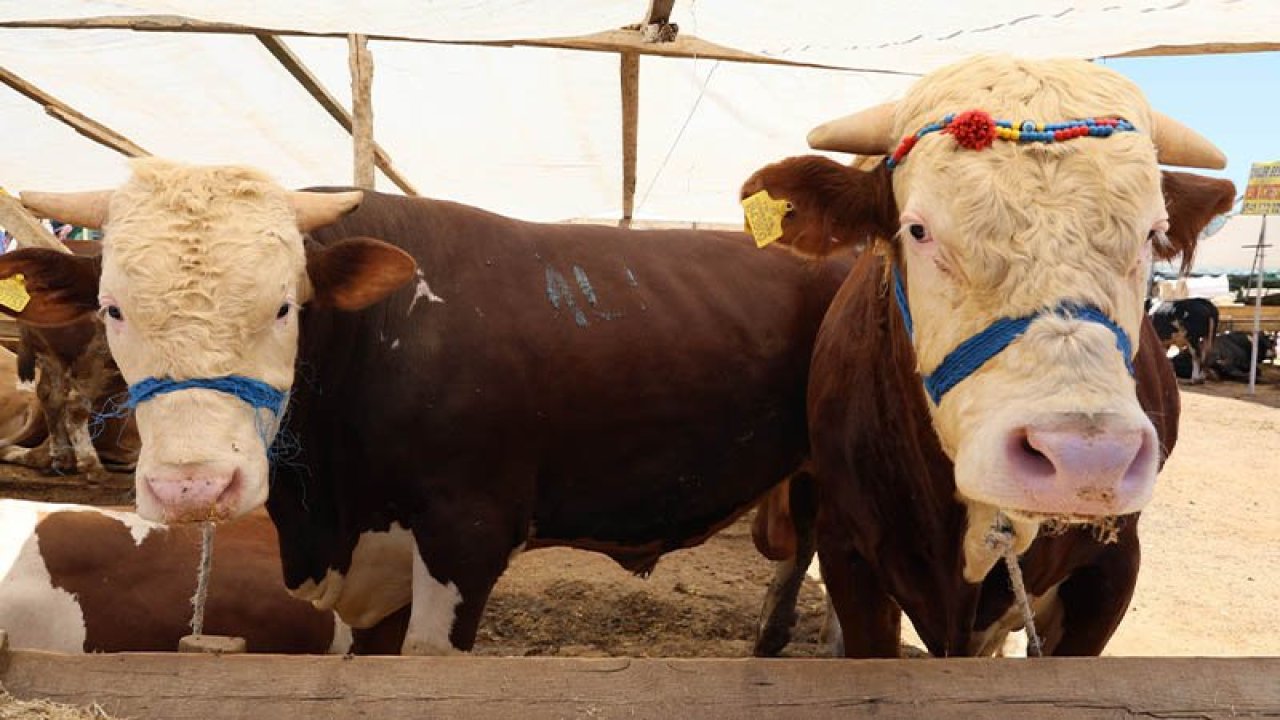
[885,109,1136,170]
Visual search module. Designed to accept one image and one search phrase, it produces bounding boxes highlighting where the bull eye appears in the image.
[104,305,123,322]
[276,303,291,320]
[784,201,795,213]
[907,223,931,243]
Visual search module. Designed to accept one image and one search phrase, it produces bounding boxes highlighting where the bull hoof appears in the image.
[753,623,794,657]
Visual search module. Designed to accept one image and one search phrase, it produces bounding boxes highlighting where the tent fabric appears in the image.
[1,1,1275,234]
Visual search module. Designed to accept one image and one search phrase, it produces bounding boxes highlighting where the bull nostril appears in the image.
[1009,429,1055,478]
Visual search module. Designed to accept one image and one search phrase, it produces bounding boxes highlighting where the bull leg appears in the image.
[63,387,107,480]
[0,437,55,470]
[401,497,526,655]
[754,473,816,657]
[1040,523,1141,656]
[817,518,900,658]
[1190,341,1205,384]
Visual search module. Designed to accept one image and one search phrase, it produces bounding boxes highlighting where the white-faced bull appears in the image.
[742,55,1236,656]
[0,160,849,654]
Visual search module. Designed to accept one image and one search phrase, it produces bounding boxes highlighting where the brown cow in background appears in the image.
[0,240,137,479]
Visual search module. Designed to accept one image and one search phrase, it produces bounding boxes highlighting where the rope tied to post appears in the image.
[985,512,1044,657]
[190,522,215,636]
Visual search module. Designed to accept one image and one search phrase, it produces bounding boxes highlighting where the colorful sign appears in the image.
[1242,161,1280,216]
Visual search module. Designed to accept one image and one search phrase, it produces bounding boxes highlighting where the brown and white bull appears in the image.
[743,55,1235,656]
[0,160,848,655]
[0,499,375,653]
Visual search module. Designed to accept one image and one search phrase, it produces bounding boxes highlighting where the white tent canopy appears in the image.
[1,0,1276,224]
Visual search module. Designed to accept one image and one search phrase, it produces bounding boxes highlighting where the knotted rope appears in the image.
[984,512,1044,657]
[190,522,215,636]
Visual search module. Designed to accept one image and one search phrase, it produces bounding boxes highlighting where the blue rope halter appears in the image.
[126,375,289,417]
[892,265,1134,405]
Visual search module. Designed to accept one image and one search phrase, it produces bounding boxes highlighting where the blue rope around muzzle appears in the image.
[126,375,289,416]
[892,265,1134,405]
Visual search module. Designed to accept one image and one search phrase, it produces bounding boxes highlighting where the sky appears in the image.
[1098,52,1279,273]
[1099,51,1280,201]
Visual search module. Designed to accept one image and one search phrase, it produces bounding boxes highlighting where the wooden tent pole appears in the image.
[348,34,375,190]
[258,35,417,195]
[620,52,639,227]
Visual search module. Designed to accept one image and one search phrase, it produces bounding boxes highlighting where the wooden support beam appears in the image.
[2,653,1278,719]
[347,35,375,190]
[0,193,69,253]
[257,35,417,195]
[0,16,914,74]
[0,65,149,158]
[642,0,675,26]
[620,52,639,226]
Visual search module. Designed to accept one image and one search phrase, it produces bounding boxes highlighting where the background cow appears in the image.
[1148,297,1219,384]
[0,499,397,653]
[1172,329,1275,382]
[0,240,138,478]
[749,54,1235,656]
[0,159,850,656]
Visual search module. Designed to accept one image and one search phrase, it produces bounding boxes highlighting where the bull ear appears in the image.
[306,237,418,311]
[0,249,100,326]
[1160,171,1237,275]
[740,155,896,258]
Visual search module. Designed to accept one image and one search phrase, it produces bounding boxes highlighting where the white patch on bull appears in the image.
[407,269,445,314]
[401,541,463,655]
[93,506,160,546]
[66,418,101,475]
[0,500,88,652]
[292,568,346,611]
[961,501,1038,584]
[14,380,34,393]
[332,524,414,629]
[391,339,401,350]
[327,614,354,655]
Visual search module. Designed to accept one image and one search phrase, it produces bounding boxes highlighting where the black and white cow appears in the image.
[1148,297,1219,383]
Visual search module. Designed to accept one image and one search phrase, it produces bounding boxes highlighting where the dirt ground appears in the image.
[1,368,1276,658]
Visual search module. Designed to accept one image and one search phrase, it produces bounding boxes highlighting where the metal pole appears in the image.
[1248,215,1267,395]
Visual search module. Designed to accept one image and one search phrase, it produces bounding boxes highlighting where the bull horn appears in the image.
[1152,110,1226,170]
[20,190,112,229]
[807,102,898,155]
[289,190,364,232]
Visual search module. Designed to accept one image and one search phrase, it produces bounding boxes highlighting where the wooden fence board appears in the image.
[2,651,1277,719]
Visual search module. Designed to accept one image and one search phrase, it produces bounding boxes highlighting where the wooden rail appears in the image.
[1,651,1277,719]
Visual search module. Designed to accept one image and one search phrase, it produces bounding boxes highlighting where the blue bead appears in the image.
[1021,121,1035,132]
[996,120,1012,128]
[944,113,955,123]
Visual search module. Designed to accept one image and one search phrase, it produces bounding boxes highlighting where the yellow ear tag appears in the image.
[0,274,31,313]
[741,190,791,248]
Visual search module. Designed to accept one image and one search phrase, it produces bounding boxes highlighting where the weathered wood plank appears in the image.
[0,15,911,73]
[2,652,1277,719]
[0,65,149,158]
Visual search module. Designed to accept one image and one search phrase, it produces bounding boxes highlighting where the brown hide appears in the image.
[27,509,352,653]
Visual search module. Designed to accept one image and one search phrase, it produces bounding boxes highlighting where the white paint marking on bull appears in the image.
[0,500,87,652]
[407,269,445,314]
[14,380,34,393]
[327,615,354,654]
[402,542,463,655]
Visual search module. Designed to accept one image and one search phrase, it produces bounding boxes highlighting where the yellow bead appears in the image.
[1009,129,1021,141]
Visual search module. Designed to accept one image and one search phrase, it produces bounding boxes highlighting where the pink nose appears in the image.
[144,464,240,523]
[1004,414,1158,516]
